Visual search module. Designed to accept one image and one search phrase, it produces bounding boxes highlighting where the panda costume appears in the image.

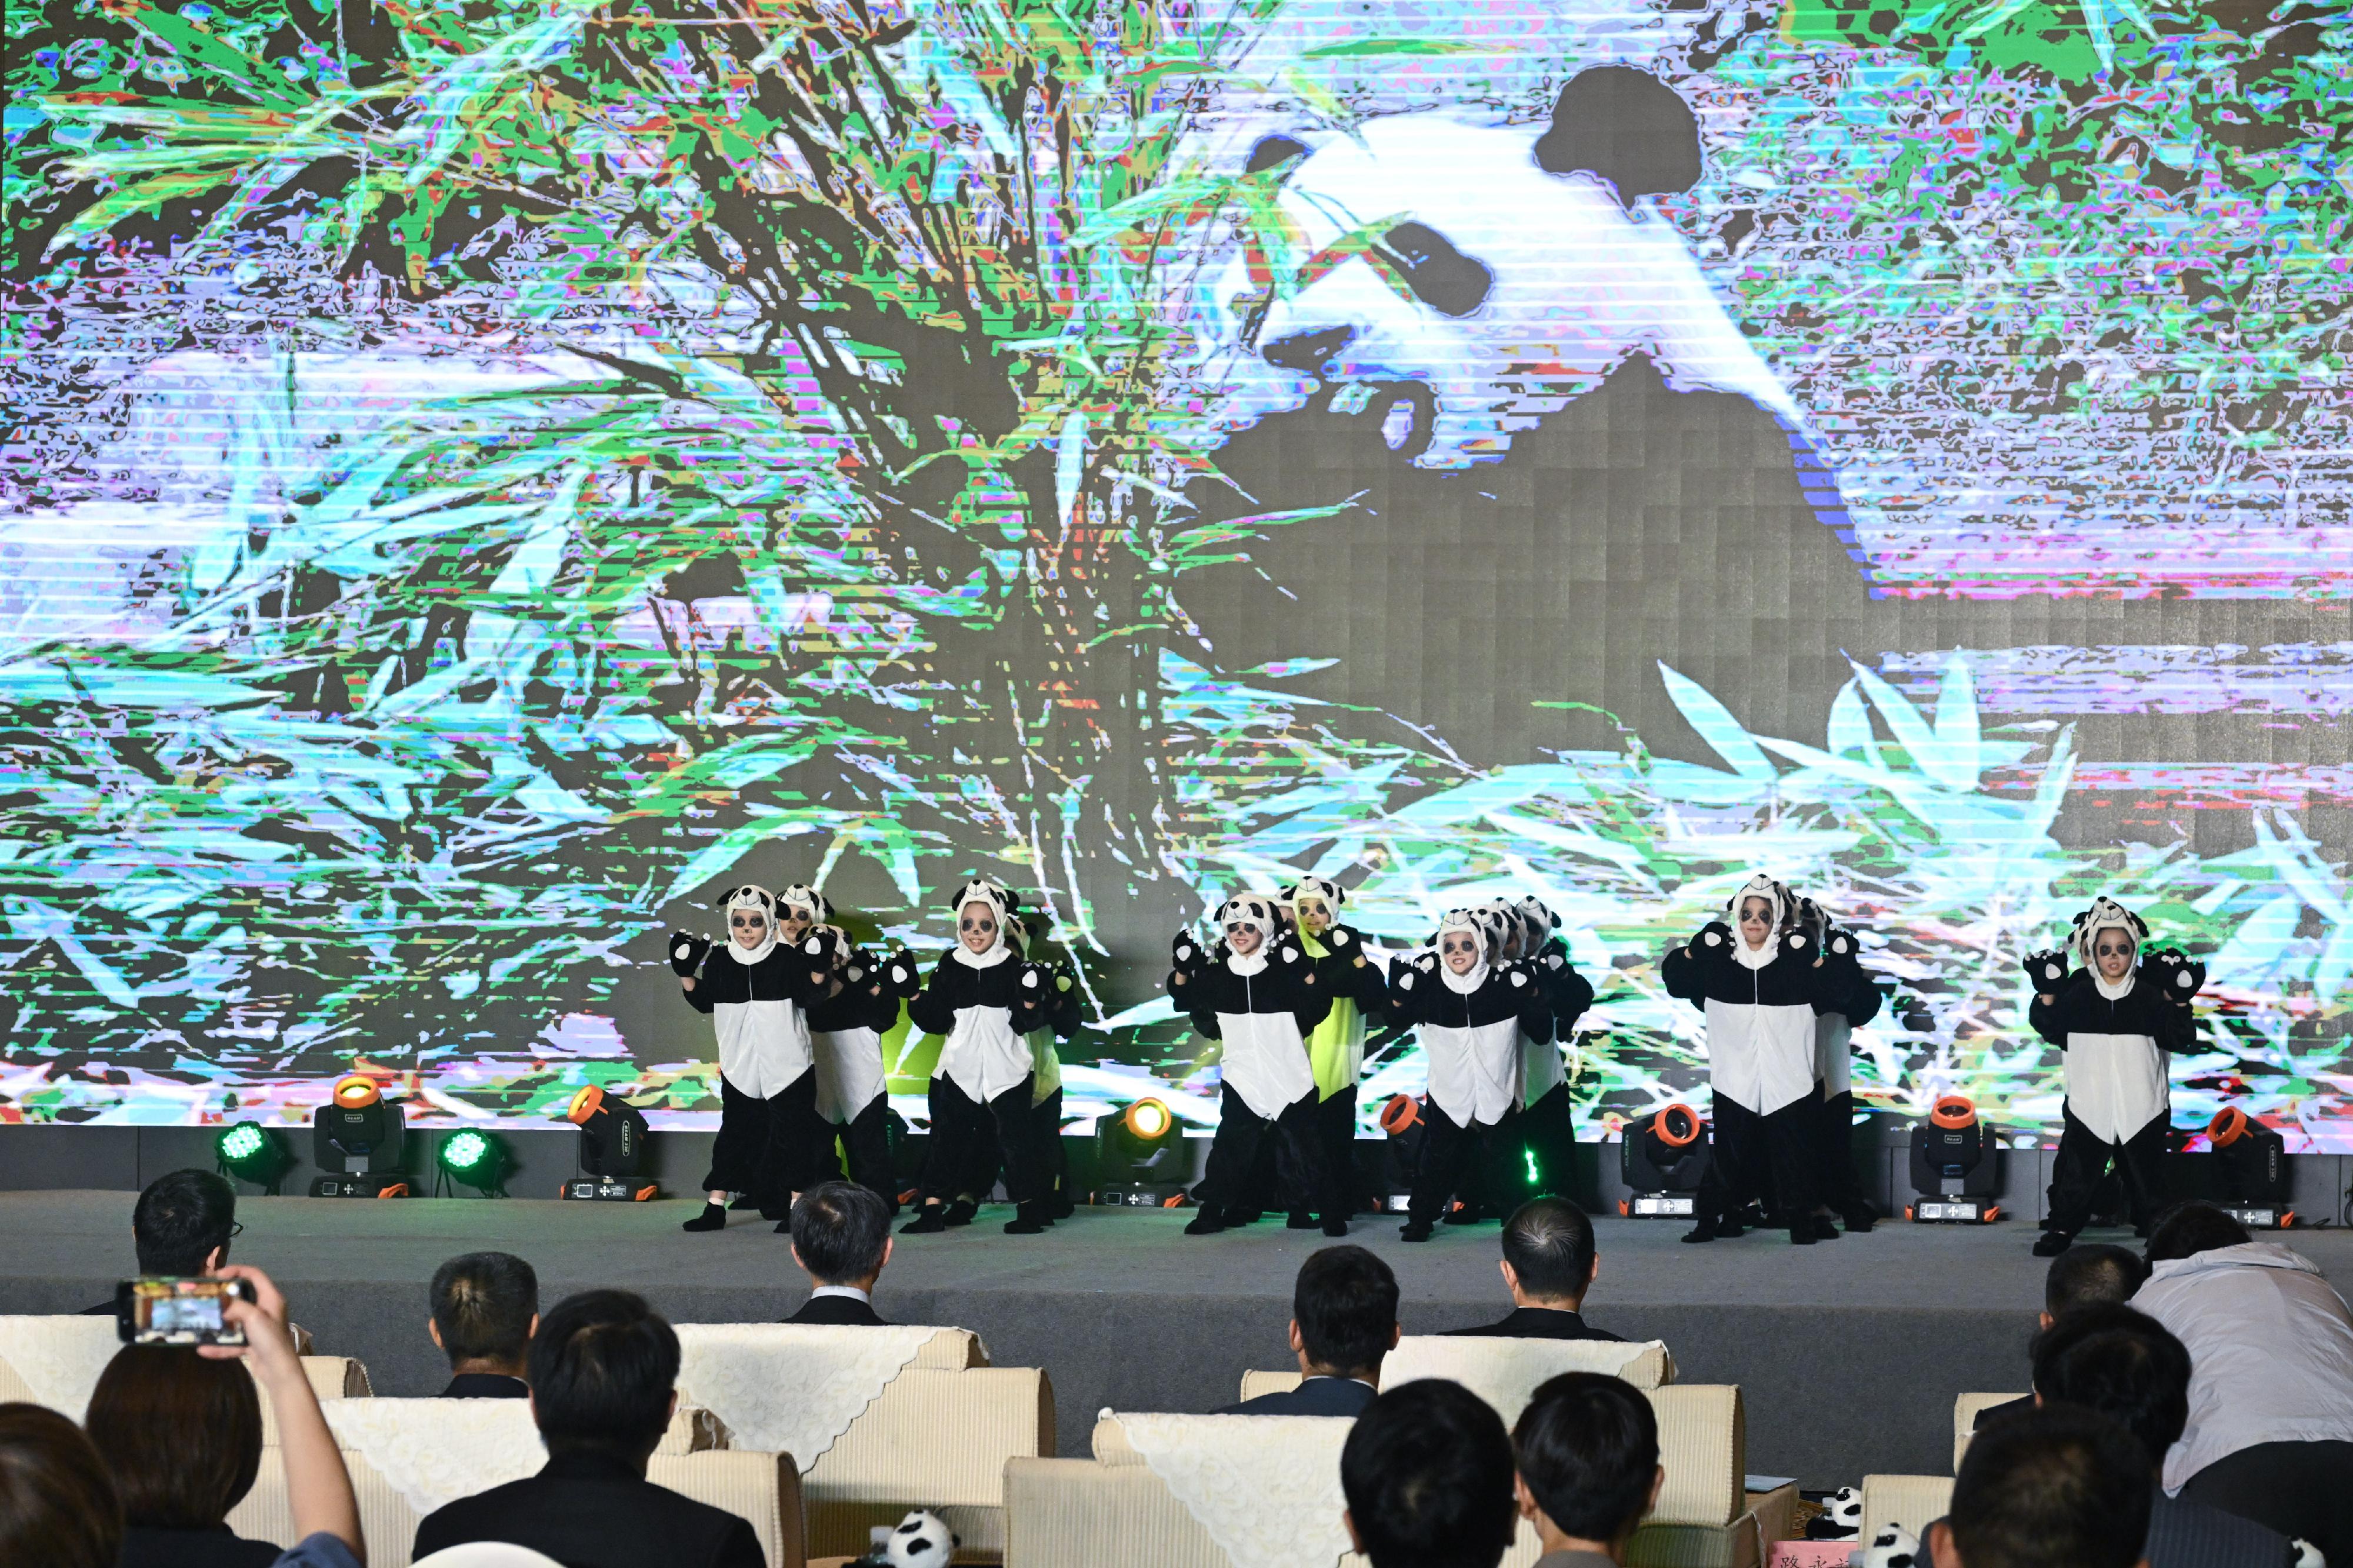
[1282,876,1392,1230]
[1659,875,1844,1245]
[671,883,837,1233]
[1008,914,1085,1222]
[786,885,899,1215]
[899,879,1057,1236]
[1390,909,1554,1243]
[2026,899,2202,1255]
[1172,893,1336,1236]
[1515,896,1596,1204]
[1795,896,1884,1234]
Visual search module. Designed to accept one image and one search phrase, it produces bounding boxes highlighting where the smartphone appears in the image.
[115,1276,254,1346]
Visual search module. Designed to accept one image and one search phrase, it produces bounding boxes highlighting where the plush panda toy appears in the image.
[1808,1486,1863,1539]
[851,1509,957,1568]
[1861,1524,1922,1568]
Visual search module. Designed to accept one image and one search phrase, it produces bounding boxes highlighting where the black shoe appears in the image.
[773,1218,794,1235]
[1680,1220,1718,1244]
[1790,1225,1818,1245]
[901,1207,948,1235]
[2032,1229,2074,1257]
[1287,1211,1318,1230]
[1399,1220,1434,1243]
[942,1198,979,1227]
[682,1202,728,1233]
[1442,1204,1482,1226]
[1004,1203,1051,1235]
[1841,1202,1878,1234]
[1322,1217,1349,1238]
[1050,1192,1076,1220]
[1808,1216,1842,1242]
[1184,1205,1227,1236]
[1226,1208,1263,1226]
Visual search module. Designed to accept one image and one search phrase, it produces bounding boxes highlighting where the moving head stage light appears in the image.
[562,1085,657,1202]
[214,1120,294,1195]
[2200,1107,2294,1229]
[1619,1103,1709,1219]
[1092,1097,1188,1207]
[1907,1095,2002,1223]
[1375,1094,1427,1214]
[310,1076,409,1197]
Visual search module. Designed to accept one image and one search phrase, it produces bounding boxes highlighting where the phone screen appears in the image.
[122,1278,246,1345]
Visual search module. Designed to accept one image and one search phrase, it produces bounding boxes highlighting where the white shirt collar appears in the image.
[811,1284,872,1303]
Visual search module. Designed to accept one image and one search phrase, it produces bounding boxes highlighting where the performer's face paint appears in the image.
[1738,897,1774,951]
[1495,922,1522,960]
[2093,931,2137,983]
[1295,896,1332,935]
[1226,920,1264,956]
[958,903,999,954]
[779,909,812,942]
[729,910,769,950]
[1441,929,1481,974]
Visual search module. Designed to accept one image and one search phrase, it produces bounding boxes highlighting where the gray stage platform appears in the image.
[9,1191,2347,1486]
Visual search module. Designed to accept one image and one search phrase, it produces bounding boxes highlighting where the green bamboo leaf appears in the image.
[45,167,242,254]
[1657,663,1777,782]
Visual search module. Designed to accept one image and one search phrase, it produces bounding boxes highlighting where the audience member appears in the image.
[2029,1306,2297,1567]
[1929,1404,2151,1568]
[81,1169,240,1315]
[1446,1199,1622,1341]
[1974,1241,2147,1429]
[78,1265,361,1568]
[431,1251,539,1397]
[1219,1245,1400,1416]
[2134,1202,2353,1564]
[785,1182,894,1325]
[0,1403,122,1568]
[412,1289,764,1568]
[1511,1372,1663,1566]
[1341,1379,1519,1568]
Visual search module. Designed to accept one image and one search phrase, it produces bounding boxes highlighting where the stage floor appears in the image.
[6,1190,2346,1486]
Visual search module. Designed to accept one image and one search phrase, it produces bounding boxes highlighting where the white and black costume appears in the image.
[673,883,835,1224]
[998,917,1085,1221]
[1391,910,1553,1242]
[1280,877,1392,1227]
[788,885,898,1213]
[1797,897,1883,1232]
[901,880,1056,1235]
[1659,876,1842,1244]
[1515,897,1595,1202]
[1173,895,1337,1235]
[2027,899,2200,1248]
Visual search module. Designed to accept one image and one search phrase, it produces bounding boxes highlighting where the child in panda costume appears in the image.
[1284,876,1392,1230]
[1390,909,1554,1243]
[671,883,839,1233]
[1795,896,1884,1235]
[787,885,899,1215]
[1514,896,1596,1205]
[1169,893,1338,1236]
[1660,875,1845,1245]
[1007,913,1086,1221]
[2025,898,2202,1256]
[897,879,1058,1236]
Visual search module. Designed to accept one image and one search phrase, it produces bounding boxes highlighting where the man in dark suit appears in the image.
[81,1169,241,1315]
[429,1250,536,1397]
[412,1289,764,1568]
[1218,1245,1399,1417]
[1972,1242,2147,1432]
[1444,1197,1622,1342]
[784,1181,893,1326]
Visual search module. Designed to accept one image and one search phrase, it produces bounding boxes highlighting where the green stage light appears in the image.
[214,1120,292,1194]
[435,1128,508,1196]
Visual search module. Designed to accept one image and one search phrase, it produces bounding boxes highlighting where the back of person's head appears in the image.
[1342,1380,1518,1568]
[1295,1245,1400,1379]
[1501,1198,1598,1305]
[526,1290,679,1464]
[131,1170,237,1276]
[83,1346,263,1529]
[431,1251,539,1372]
[2029,1305,2190,1469]
[2144,1201,2253,1265]
[0,1402,125,1568]
[1512,1372,1659,1546]
[791,1182,891,1285]
[2042,1243,2147,1319]
[1948,1404,2151,1568]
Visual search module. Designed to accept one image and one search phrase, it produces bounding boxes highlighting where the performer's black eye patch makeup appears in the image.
[960,916,995,933]
[730,913,766,928]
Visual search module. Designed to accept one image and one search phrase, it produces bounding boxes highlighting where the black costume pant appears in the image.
[828,1092,898,1212]
[702,1070,826,1201]
[2179,1440,2353,1568]
[1407,1100,1522,1226]
[1198,1084,1331,1217]
[1034,1087,1069,1207]
[1521,1082,1578,1202]
[1697,1094,1815,1232]
[918,1073,1048,1206]
[1268,1087,1361,1218]
[2044,1104,2167,1235]
[1812,1087,1869,1215]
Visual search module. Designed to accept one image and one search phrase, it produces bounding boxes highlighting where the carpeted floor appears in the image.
[6,1190,2345,1486]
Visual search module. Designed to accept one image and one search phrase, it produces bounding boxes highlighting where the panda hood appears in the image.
[1435,908,1491,995]
[2072,898,2148,1002]
[722,883,781,965]
[776,883,829,928]
[1727,875,1789,971]
[1285,875,1347,925]
[1219,893,1281,977]
[949,880,1015,969]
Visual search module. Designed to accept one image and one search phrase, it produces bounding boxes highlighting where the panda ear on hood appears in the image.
[1532,65,1701,209]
